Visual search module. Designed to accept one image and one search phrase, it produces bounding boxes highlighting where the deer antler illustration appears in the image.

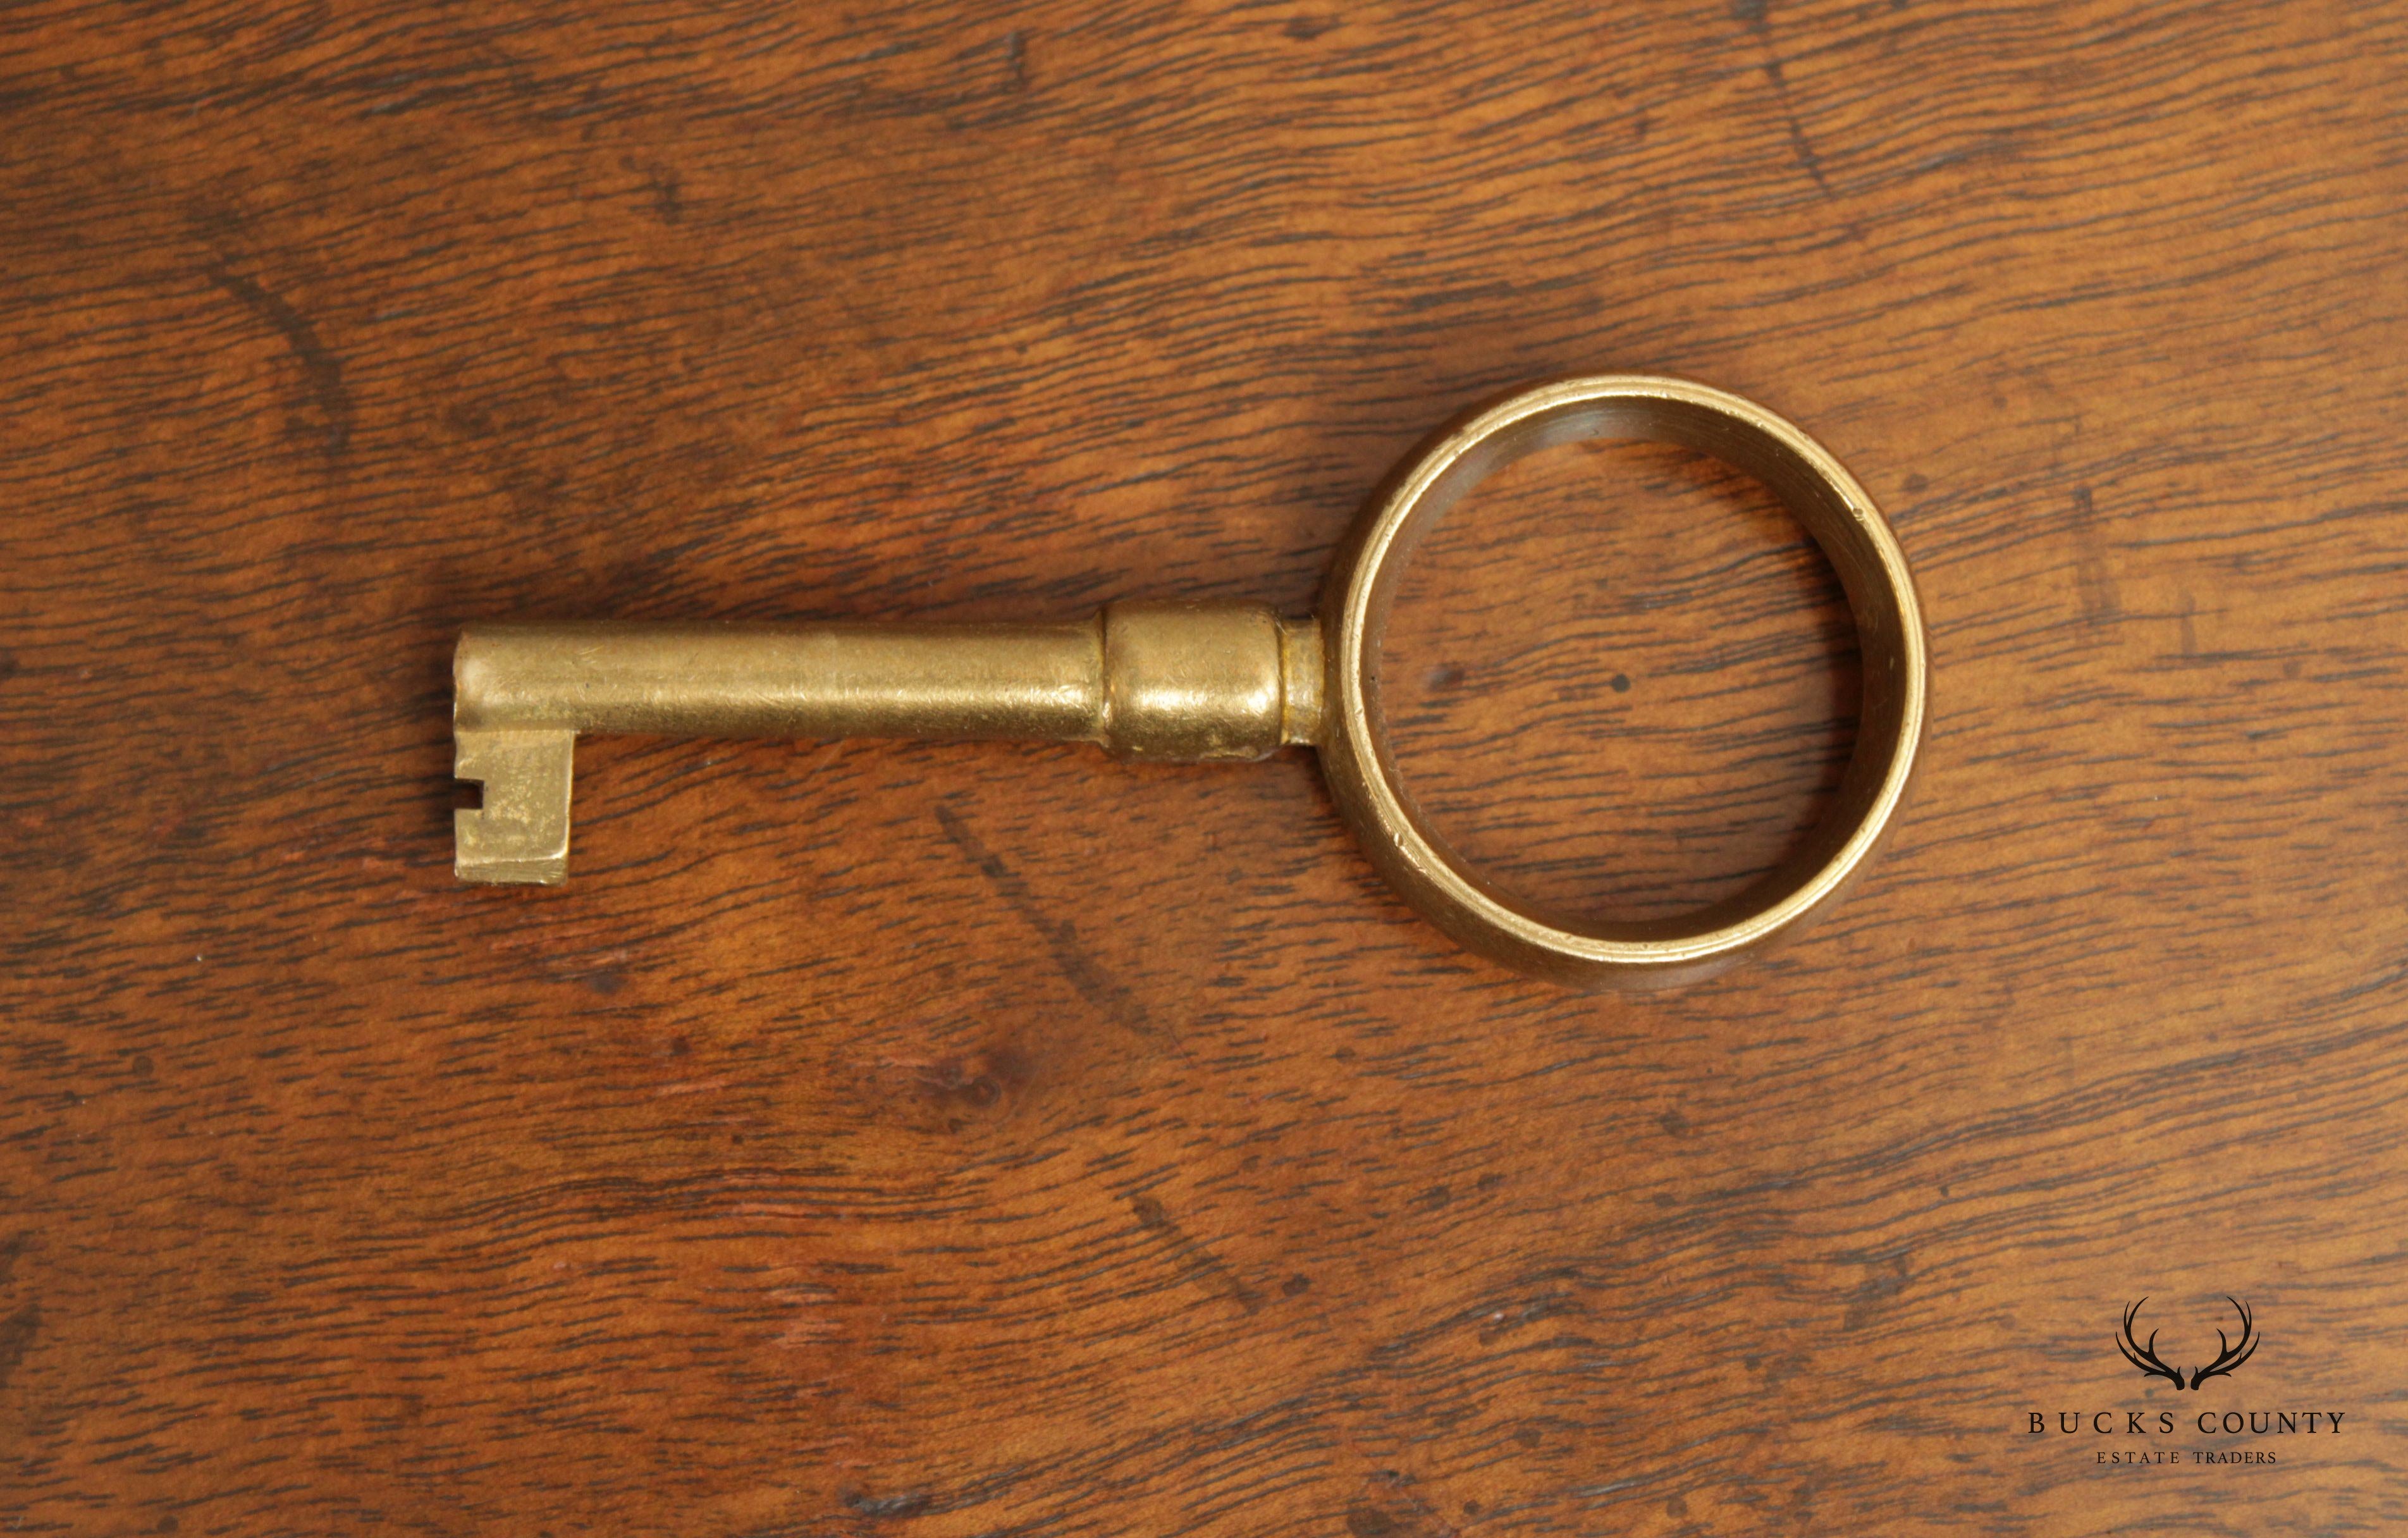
[2116,1298,2188,1388]
[2187,1296,2257,1389]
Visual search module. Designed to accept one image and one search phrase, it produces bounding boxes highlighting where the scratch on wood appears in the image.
[2071,486,2123,624]
[931,803,1151,1035]
[0,1302,40,1393]
[843,1489,931,1519]
[206,264,352,457]
[1345,1471,1460,1537]
[1129,1193,1263,1313]
[646,164,684,224]
[1734,0,1838,201]
[1841,1252,1912,1331]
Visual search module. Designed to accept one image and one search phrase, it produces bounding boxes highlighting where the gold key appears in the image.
[453,376,1927,987]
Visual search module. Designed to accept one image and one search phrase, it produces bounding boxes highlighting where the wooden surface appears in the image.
[5,3,2406,1532]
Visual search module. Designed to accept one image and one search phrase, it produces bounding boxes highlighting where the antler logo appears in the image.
[2116,1297,2257,1390]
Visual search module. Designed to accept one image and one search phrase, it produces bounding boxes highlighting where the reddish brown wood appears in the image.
[5,3,2407,1533]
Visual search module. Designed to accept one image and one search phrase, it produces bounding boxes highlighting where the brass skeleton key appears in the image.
[453,376,1929,988]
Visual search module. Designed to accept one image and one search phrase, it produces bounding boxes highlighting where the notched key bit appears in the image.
[453,725,576,883]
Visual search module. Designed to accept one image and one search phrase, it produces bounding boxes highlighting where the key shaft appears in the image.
[453,601,1322,883]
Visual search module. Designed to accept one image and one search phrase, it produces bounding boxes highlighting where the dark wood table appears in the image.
[6,3,2404,1532]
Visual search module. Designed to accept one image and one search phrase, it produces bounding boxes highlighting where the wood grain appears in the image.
[5,2,2407,1533]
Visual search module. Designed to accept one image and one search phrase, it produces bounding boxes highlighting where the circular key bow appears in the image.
[454,375,1928,988]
